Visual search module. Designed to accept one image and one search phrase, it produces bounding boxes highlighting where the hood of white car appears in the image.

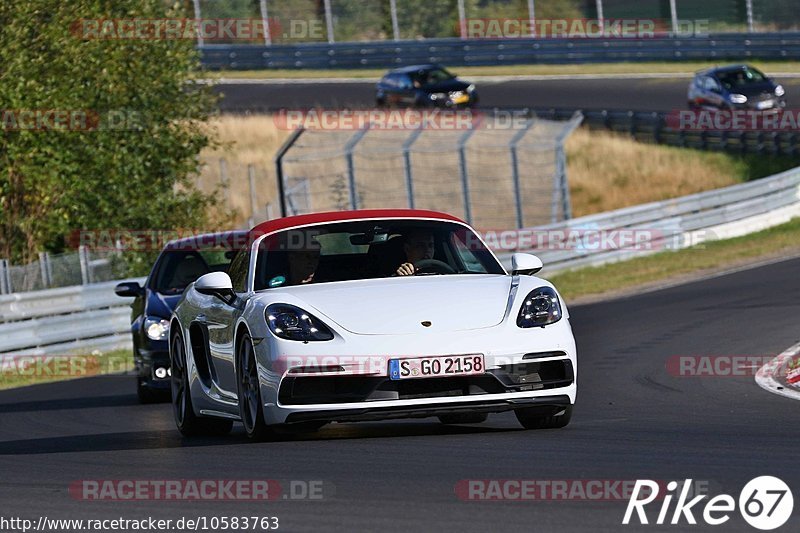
[291,275,512,335]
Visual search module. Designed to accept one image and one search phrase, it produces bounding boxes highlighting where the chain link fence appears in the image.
[0,248,129,295]
[190,0,800,45]
[277,111,582,230]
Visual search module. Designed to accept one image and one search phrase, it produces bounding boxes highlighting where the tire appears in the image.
[438,412,488,425]
[237,334,273,441]
[515,405,572,430]
[136,378,168,404]
[170,333,233,437]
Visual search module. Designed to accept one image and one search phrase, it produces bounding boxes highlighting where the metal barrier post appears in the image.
[274,127,305,217]
[509,118,535,229]
[458,126,478,224]
[0,259,10,294]
[248,164,259,227]
[344,124,371,210]
[553,112,584,222]
[402,127,424,208]
[79,246,91,285]
[38,252,50,289]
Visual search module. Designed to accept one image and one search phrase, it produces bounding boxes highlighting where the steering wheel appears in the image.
[414,259,456,275]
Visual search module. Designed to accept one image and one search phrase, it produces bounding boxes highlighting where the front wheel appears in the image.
[170,333,233,437]
[515,405,572,430]
[237,334,273,441]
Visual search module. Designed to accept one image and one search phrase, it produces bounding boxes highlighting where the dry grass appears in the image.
[565,129,740,216]
[198,114,787,226]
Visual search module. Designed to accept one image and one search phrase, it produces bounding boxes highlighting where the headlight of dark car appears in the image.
[266,304,334,341]
[517,287,562,328]
[729,93,748,104]
[775,84,785,97]
[430,92,448,100]
[144,317,170,341]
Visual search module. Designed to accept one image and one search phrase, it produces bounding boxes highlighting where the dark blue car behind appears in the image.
[376,64,478,108]
[115,231,247,403]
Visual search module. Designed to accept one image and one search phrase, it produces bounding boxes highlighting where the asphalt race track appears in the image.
[1,257,799,532]
[213,76,800,113]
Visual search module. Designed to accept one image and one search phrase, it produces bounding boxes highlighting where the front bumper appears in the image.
[285,394,571,423]
[135,346,171,389]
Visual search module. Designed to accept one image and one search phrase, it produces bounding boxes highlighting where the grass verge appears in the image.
[546,217,800,301]
[205,60,800,80]
[0,350,134,390]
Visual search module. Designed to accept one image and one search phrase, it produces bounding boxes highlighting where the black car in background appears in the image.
[376,64,478,108]
[115,231,246,403]
[688,64,786,111]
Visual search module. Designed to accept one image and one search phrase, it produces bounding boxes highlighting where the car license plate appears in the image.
[452,94,469,104]
[389,354,484,380]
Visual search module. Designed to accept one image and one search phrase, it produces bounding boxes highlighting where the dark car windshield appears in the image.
[716,67,768,90]
[412,68,455,87]
[152,250,237,294]
[254,220,504,290]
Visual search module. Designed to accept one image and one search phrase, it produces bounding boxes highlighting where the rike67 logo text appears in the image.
[623,477,793,530]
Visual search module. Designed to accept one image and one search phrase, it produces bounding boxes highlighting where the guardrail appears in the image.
[3,164,800,358]
[532,108,800,155]
[496,165,800,271]
[200,32,800,70]
[0,278,145,357]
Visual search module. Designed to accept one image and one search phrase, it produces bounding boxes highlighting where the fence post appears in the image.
[457,126,478,224]
[552,112,583,222]
[595,0,604,32]
[344,124,371,210]
[259,0,272,45]
[390,0,400,41]
[402,126,424,208]
[38,252,51,289]
[219,158,230,209]
[323,0,334,43]
[248,164,259,227]
[746,0,754,32]
[191,0,203,47]
[509,118,535,229]
[274,127,305,218]
[669,0,679,36]
[79,245,91,285]
[527,0,536,37]
[457,0,467,38]
[0,259,10,294]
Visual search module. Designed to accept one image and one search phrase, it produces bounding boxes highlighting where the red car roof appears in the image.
[250,209,465,236]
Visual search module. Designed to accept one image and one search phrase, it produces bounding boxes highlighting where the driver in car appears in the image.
[395,230,435,276]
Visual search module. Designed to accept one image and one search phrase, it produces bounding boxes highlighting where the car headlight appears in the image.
[144,317,170,341]
[775,84,785,97]
[266,304,334,341]
[729,93,748,104]
[517,287,562,328]
[467,84,475,93]
[430,92,447,100]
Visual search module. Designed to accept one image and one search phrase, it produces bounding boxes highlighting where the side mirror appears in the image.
[195,272,235,303]
[115,281,144,298]
[511,253,543,276]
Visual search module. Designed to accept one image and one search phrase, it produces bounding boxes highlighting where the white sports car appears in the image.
[170,209,577,439]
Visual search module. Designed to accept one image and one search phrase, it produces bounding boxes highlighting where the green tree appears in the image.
[0,0,222,270]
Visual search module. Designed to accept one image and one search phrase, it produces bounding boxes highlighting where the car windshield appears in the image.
[152,249,237,294]
[716,67,767,90]
[254,219,504,290]
[413,68,455,87]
